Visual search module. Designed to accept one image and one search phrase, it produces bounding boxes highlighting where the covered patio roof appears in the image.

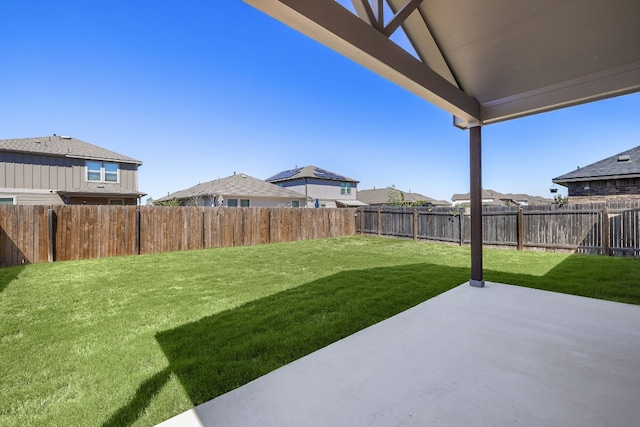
[244,0,639,128]
[243,0,640,285]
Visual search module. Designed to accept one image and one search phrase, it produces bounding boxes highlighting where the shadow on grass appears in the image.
[102,262,468,426]
[485,253,640,305]
[0,265,25,294]
[101,368,172,427]
[103,252,639,426]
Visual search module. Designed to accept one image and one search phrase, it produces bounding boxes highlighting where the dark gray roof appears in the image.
[553,146,640,183]
[266,165,358,183]
[157,173,309,202]
[0,135,142,165]
[358,188,449,206]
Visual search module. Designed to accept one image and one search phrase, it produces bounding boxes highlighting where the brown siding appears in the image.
[0,153,141,202]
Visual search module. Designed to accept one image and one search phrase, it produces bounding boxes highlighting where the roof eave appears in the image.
[553,173,640,185]
[243,0,480,126]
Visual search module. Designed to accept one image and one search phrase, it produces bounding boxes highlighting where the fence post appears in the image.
[413,209,418,240]
[135,209,141,255]
[377,208,382,236]
[602,207,610,256]
[201,210,206,249]
[47,208,57,262]
[517,208,524,251]
[458,208,464,246]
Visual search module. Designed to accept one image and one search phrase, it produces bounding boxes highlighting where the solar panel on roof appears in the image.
[314,167,346,180]
[266,167,302,181]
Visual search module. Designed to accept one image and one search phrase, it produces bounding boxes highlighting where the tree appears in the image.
[387,184,406,206]
[154,197,181,206]
[552,194,568,205]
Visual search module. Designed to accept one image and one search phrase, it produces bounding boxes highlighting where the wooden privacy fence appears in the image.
[0,206,357,267]
[356,202,640,257]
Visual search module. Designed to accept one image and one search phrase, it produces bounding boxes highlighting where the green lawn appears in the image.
[1,236,638,426]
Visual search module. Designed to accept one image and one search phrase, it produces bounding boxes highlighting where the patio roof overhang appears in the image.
[243,0,640,285]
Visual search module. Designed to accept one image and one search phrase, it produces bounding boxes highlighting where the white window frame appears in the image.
[86,161,120,183]
[0,196,17,205]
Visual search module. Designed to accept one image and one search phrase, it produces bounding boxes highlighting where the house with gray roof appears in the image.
[553,145,640,203]
[0,135,144,205]
[357,187,450,207]
[265,165,364,208]
[451,189,552,206]
[156,173,309,208]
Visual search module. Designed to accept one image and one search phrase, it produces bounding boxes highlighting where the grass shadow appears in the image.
[105,250,639,425]
[486,252,640,305]
[101,368,172,427]
[102,262,467,426]
[0,265,25,294]
[155,263,469,407]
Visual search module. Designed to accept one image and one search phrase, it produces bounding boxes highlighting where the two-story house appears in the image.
[0,135,144,205]
[265,165,364,208]
[553,145,640,203]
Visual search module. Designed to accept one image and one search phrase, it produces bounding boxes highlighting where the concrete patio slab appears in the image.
[157,282,640,427]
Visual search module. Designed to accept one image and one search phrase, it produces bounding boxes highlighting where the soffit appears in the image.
[244,0,640,127]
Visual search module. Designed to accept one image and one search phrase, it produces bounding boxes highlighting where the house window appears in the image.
[87,161,119,182]
[227,199,238,207]
[0,197,16,205]
[341,182,351,195]
[87,161,102,181]
[109,199,124,205]
[105,163,118,182]
[240,199,250,207]
[292,200,300,208]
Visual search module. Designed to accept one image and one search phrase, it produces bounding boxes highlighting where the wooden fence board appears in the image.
[357,203,640,257]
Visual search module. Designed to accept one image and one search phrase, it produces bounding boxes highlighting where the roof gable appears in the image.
[266,165,358,183]
[357,188,448,205]
[0,135,142,165]
[553,146,640,182]
[159,173,309,201]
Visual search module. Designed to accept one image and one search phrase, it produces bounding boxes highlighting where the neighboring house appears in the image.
[0,135,144,205]
[451,189,552,206]
[357,187,450,207]
[266,165,365,208]
[156,173,309,208]
[553,146,640,203]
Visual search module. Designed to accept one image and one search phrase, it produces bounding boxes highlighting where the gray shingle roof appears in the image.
[0,135,142,165]
[158,173,309,202]
[266,165,358,183]
[451,189,552,205]
[553,145,640,183]
[357,188,449,206]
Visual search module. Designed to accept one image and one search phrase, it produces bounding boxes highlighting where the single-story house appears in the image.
[156,172,309,208]
[357,187,450,207]
[552,145,640,203]
[0,135,145,205]
[266,165,366,208]
[451,190,552,206]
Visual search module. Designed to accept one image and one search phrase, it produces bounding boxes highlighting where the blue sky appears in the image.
[2,1,639,202]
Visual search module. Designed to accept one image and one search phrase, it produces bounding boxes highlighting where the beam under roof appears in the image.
[245,0,480,125]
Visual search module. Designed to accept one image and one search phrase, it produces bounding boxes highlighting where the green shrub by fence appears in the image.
[0,206,357,267]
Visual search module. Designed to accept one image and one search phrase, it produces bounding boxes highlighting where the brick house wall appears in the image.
[567,178,640,203]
